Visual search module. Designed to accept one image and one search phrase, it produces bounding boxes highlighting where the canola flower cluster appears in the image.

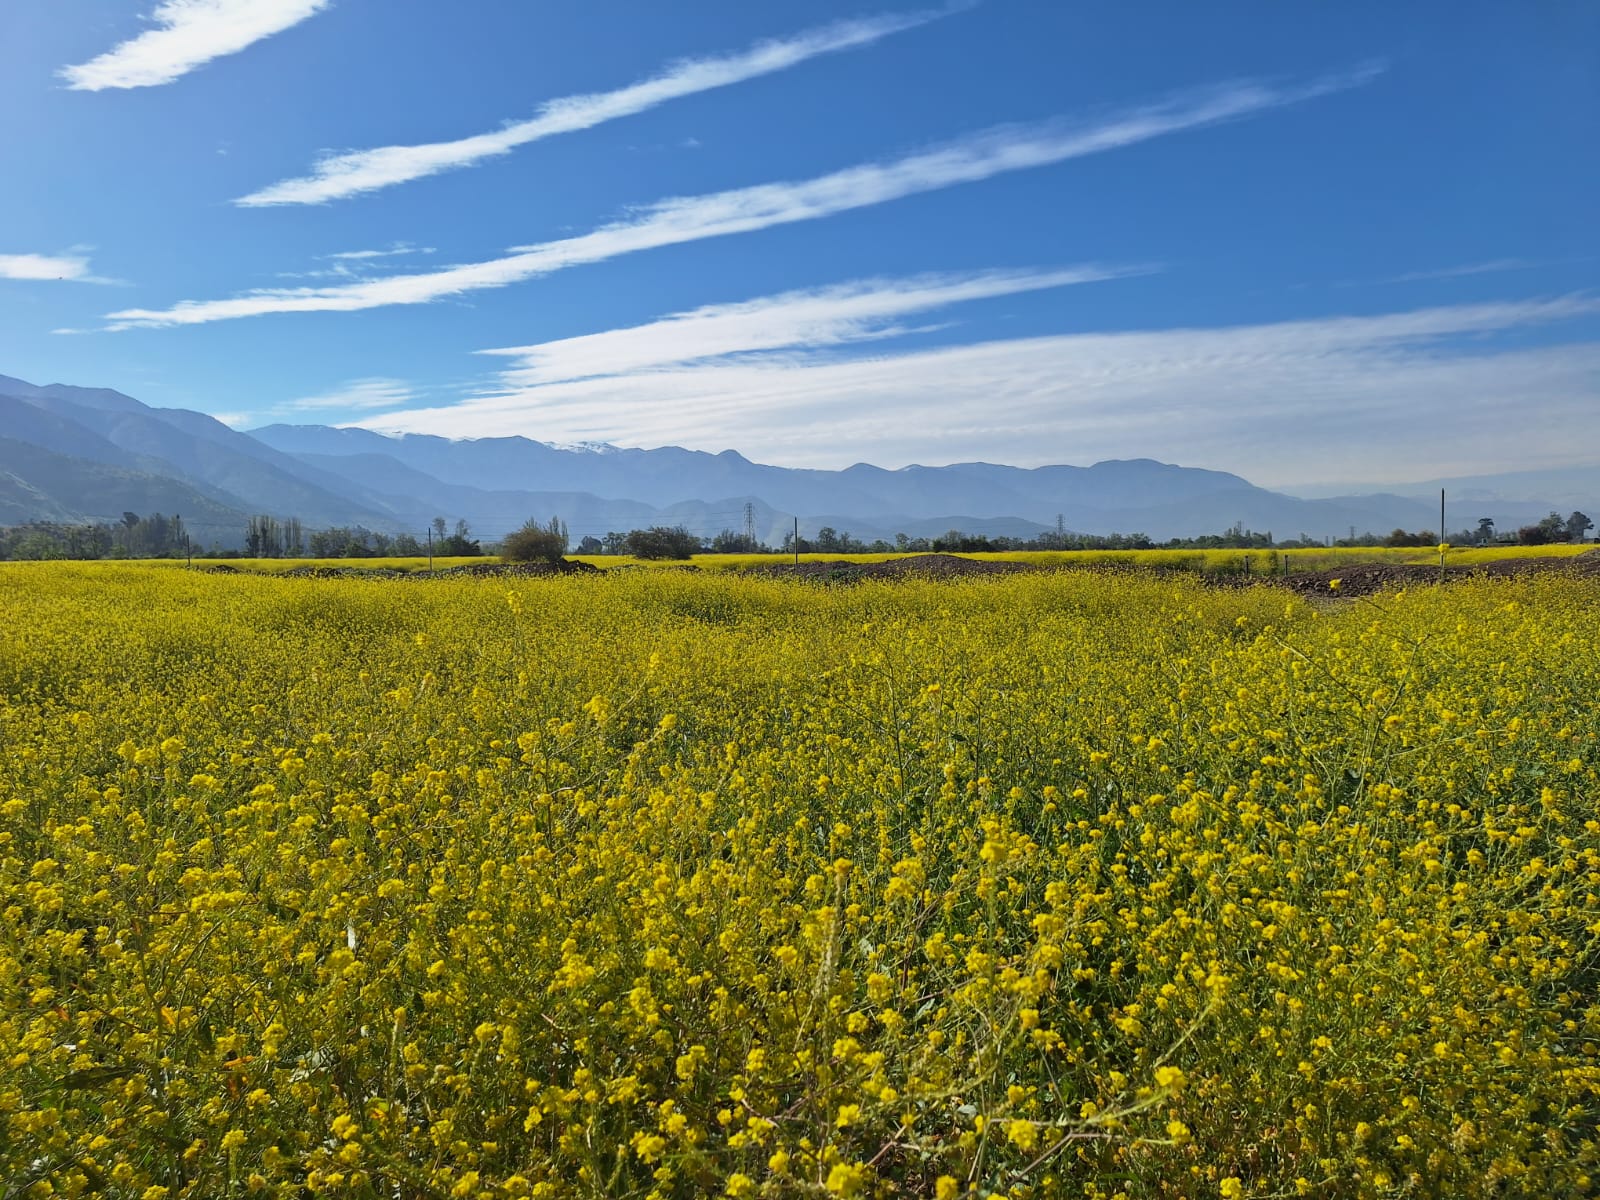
[1,564,1596,1199]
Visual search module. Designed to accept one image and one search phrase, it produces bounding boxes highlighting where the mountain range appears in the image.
[1,371,1593,550]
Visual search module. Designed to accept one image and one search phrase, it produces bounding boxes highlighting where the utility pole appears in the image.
[427,526,434,574]
[1439,488,1446,584]
[793,517,800,566]
[744,502,756,551]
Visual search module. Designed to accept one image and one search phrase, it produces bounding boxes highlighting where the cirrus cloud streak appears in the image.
[105,64,1381,330]
[234,7,953,206]
[280,376,415,412]
[61,0,332,91]
[479,265,1147,385]
[365,296,1600,486]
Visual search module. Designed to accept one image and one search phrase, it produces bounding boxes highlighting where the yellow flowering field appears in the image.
[1422,544,1595,567]
[1,564,1596,1199]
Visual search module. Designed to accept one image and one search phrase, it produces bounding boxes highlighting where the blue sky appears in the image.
[2,0,1596,485]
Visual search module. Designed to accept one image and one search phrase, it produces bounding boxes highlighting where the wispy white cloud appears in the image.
[280,377,415,412]
[275,244,438,281]
[106,64,1381,330]
[1332,257,1600,289]
[1376,258,1537,284]
[323,244,436,261]
[210,378,416,427]
[364,295,1600,486]
[480,265,1147,385]
[61,0,331,91]
[233,8,950,206]
[0,251,109,283]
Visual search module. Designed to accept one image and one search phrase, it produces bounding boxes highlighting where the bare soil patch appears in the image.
[1278,550,1600,598]
[742,552,1034,582]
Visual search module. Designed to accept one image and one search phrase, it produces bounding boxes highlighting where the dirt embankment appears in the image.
[742,552,1033,582]
[744,549,1600,594]
[745,550,1600,596]
[204,560,602,580]
[196,550,1600,595]
[1275,550,1600,598]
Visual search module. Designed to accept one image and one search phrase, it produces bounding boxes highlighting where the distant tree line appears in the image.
[243,515,304,557]
[233,515,487,559]
[573,511,1597,559]
[0,512,191,561]
[499,518,748,563]
[575,522,1319,558]
[1,508,1592,563]
[1505,511,1593,546]
[0,512,490,561]
[1331,511,1595,549]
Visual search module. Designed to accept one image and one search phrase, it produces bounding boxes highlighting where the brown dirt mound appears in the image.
[195,550,1598,593]
[433,559,601,578]
[743,553,1034,582]
[208,559,603,581]
[279,564,408,579]
[1279,554,1600,598]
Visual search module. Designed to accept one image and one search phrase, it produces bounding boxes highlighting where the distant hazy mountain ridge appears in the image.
[0,372,1592,549]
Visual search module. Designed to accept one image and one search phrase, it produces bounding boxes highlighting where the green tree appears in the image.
[1517,512,1565,545]
[437,520,481,556]
[501,516,569,564]
[1565,511,1593,543]
[624,526,701,559]
[245,514,282,557]
[710,528,759,553]
[119,511,140,557]
[1383,528,1436,548]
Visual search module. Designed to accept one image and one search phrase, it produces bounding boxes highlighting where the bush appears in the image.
[624,525,701,559]
[501,516,569,563]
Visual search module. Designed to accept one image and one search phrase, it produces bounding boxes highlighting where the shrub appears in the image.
[624,524,701,559]
[501,516,569,563]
